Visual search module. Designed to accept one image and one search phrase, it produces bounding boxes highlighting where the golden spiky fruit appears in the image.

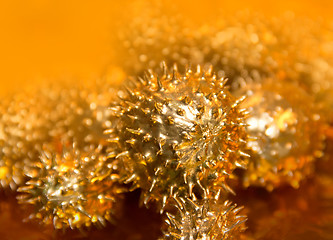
[117,6,333,123]
[203,13,333,87]
[117,9,331,84]
[196,13,333,122]
[161,197,247,240]
[235,80,326,190]
[107,63,248,211]
[306,49,333,122]
[51,86,111,151]
[0,84,111,190]
[18,143,123,230]
[204,13,322,82]
[0,87,61,190]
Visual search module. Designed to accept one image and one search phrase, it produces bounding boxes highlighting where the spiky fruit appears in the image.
[161,197,247,240]
[199,13,333,87]
[107,63,248,211]
[306,53,333,122]
[0,84,112,190]
[199,13,333,123]
[117,6,333,123]
[195,13,333,122]
[0,87,61,190]
[51,86,110,151]
[234,80,326,190]
[117,9,329,83]
[18,143,123,230]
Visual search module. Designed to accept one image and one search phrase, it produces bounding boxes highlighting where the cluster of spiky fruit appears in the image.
[1,4,333,239]
[0,63,251,238]
[111,7,331,237]
[0,85,106,190]
[107,63,249,212]
[104,62,326,239]
[116,8,333,118]
[0,81,126,230]
[0,63,327,239]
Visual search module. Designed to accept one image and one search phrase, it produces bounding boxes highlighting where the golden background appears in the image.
[1,0,333,95]
[1,1,333,239]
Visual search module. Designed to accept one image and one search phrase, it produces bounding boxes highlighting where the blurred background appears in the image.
[1,1,333,239]
[1,0,333,95]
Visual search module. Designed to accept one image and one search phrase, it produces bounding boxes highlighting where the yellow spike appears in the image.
[149,178,157,192]
[127,114,138,121]
[221,183,236,195]
[116,151,129,159]
[124,100,137,109]
[141,108,150,114]
[160,61,167,77]
[155,102,163,113]
[107,137,119,143]
[167,116,175,124]
[126,128,142,135]
[239,151,251,158]
[232,95,246,108]
[156,77,163,91]
[160,195,168,213]
[235,160,247,169]
[124,173,137,184]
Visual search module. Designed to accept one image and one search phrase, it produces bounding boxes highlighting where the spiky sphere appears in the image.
[191,13,333,90]
[107,64,248,211]
[117,9,332,85]
[235,80,326,190]
[18,143,123,229]
[0,88,61,190]
[0,84,111,190]
[205,13,320,82]
[161,197,247,240]
[115,0,211,76]
[117,10,195,75]
[197,14,333,123]
[308,59,333,122]
[51,86,110,151]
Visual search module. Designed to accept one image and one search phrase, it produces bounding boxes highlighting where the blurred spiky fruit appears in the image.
[18,143,123,230]
[203,13,324,83]
[119,7,333,120]
[161,197,247,240]
[118,3,333,119]
[197,13,333,121]
[107,63,248,211]
[117,8,333,86]
[234,80,326,190]
[115,0,202,75]
[0,83,114,190]
[307,45,333,122]
[0,87,63,190]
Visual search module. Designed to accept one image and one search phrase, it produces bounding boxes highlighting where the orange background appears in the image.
[0,0,332,96]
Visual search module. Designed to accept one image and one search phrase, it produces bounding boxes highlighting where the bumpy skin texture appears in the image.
[235,80,326,190]
[0,84,111,190]
[107,64,248,211]
[18,143,123,230]
[161,197,246,240]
